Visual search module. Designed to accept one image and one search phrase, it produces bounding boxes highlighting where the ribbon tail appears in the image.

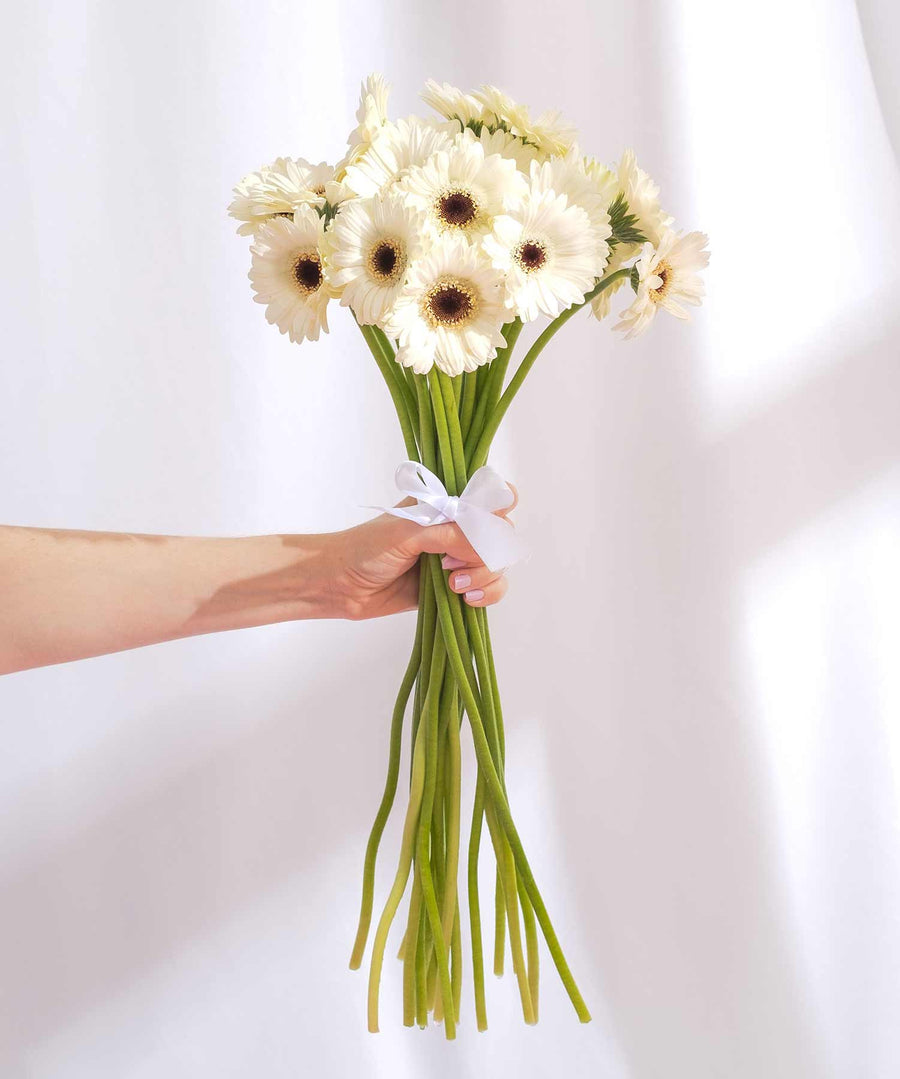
[455,504,524,573]
[460,465,517,513]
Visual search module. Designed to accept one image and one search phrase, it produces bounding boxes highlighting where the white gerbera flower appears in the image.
[456,125,539,174]
[383,235,512,375]
[591,149,673,319]
[328,194,427,326]
[248,205,337,343]
[582,155,620,210]
[472,85,578,157]
[398,140,526,241]
[473,85,532,138]
[421,79,485,127]
[342,116,455,198]
[228,158,334,236]
[615,148,672,247]
[614,229,710,339]
[520,110,578,157]
[529,154,613,234]
[484,187,608,322]
[341,73,391,170]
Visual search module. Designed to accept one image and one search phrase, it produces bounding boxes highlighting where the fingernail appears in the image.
[464,589,485,604]
[442,555,467,570]
[453,573,471,590]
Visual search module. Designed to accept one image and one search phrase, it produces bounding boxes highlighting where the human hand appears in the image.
[322,487,518,621]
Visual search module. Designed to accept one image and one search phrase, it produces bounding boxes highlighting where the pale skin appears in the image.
[0,493,516,676]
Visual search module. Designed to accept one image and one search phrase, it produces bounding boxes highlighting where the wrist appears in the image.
[183,533,343,635]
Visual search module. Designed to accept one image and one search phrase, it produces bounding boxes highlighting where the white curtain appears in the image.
[1,2,898,1075]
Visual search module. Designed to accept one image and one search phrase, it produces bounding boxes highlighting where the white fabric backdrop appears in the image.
[2,1,899,1076]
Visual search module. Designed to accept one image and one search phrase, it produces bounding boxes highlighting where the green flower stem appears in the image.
[349,622,423,970]
[494,866,506,976]
[371,325,418,432]
[410,561,436,778]
[427,381,505,785]
[468,775,489,1030]
[470,269,632,470]
[440,686,462,972]
[414,631,455,1038]
[481,611,506,764]
[436,372,467,493]
[480,607,538,1005]
[484,798,535,1023]
[459,370,478,444]
[402,872,423,1026]
[517,872,540,1021]
[428,372,458,495]
[415,895,428,1027]
[464,606,504,776]
[427,555,592,1024]
[366,717,427,1033]
[451,896,462,1024]
[464,319,522,465]
[426,952,438,1014]
[357,321,419,460]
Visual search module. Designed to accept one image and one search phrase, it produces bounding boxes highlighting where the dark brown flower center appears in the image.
[368,239,404,282]
[424,278,478,327]
[515,239,547,273]
[437,189,478,229]
[292,253,323,293]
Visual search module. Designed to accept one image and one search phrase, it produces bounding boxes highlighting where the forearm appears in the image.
[0,526,339,674]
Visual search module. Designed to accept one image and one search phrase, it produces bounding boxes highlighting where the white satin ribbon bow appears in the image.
[386,461,523,573]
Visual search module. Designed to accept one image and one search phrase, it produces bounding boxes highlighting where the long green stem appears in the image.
[350,625,422,969]
[470,269,632,469]
[464,319,522,465]
[366,718,428,1033]
[414,625,455,1038]
[485,798,535,1023]
[357,320,419,460]
[468,775,489,1030]
[402,872,423,1026]
[371,325,418,425]
[427,556,591,1024]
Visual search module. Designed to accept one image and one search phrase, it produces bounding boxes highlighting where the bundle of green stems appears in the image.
[348,268,629,1038]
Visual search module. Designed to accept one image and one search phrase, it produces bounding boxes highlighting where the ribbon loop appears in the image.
[386,461,522,572]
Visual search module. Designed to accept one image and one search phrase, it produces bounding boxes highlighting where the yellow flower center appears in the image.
[649,263,671,302]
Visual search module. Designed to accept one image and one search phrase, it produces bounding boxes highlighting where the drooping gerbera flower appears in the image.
[519,109,578,157]
[529,154,614,234]
[383,234,512,375]
[592,148,673,319]
[397,140,526,242]
[473,85,532,138]
[456,125,539,174]
[228,158,335,236]
[483,187,609,322]
[420,79,486,128]
[472,85,577,157]
[614,229,710,339]
[340,73,392,171]
[342,116,455,198]
[614,148,672,247]
[248,205,337,343]
[327,194,427,326]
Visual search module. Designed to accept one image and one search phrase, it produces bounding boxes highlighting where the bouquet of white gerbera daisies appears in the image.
[230,74,709,1039]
